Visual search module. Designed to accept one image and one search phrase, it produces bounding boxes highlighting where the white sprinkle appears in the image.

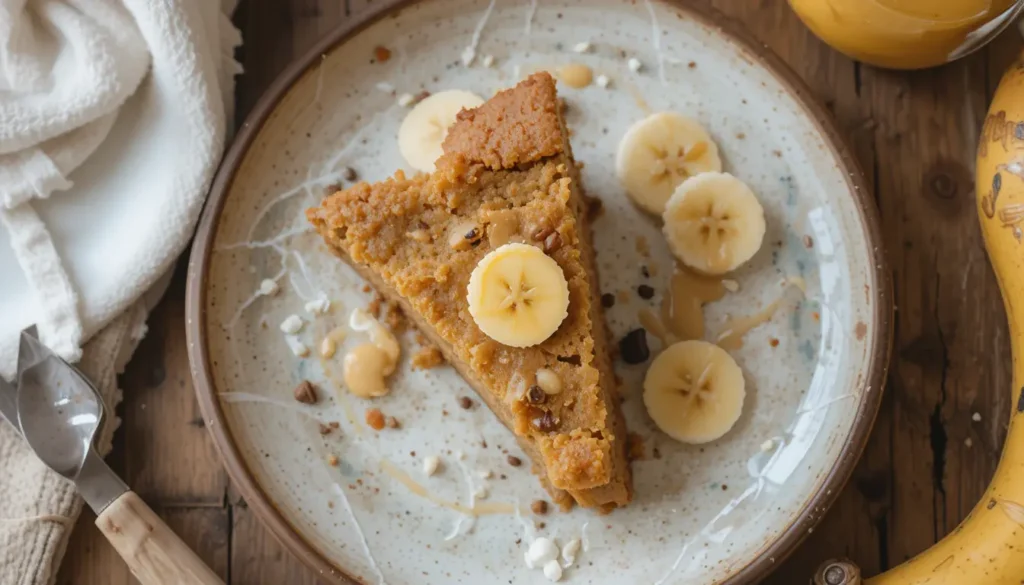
[280,315,304,334]
[482,54,495,67]
[476,469,493,479]
[376,81,395,93]
[304,298,331,315]
[397,93,415,107]
[972,412,982,422]
[595,74,610,88]
[461,46,476,66]
[319,337,337,358]
[474,485,489,499]
[526,537,559,568]
[628,57,643,72]
[722,279,740,292]
[572,41,591,53]
[285,335,309,357]
[561,538,581,566]
[423,455,440,476]
[760,439,775,452]
[259,279,279,296]
[965,437,973,448]
[543,559,563,581]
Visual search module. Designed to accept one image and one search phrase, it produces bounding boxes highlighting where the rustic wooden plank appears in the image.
[230,502,321,585]
[119,264,229,505]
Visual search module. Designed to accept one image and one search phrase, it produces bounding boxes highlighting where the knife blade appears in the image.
[0,375,21,434]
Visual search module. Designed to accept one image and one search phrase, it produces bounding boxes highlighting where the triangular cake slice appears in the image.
[308,73,632,511]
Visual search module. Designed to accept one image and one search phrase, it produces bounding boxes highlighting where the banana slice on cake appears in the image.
[616,111,723,214]
[467,243,570,348]
[643,340,745,444]
[398,89,485,172]
[662,172,766,275]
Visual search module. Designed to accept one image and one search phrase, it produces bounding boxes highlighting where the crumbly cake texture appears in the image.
[308,73,632,510]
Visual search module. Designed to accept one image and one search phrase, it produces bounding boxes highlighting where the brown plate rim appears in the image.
[185,1,893,583]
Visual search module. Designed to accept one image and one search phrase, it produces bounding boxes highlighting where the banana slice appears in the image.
[398,89,485,173]
[643,340,745,444]
[662,172,766,275]
[616,112,723,214]
[467,243,570,348]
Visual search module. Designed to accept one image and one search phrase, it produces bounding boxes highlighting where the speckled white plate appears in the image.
[187,1,891,583]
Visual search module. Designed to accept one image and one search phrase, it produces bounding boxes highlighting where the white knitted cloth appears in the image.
[0,0,240,583]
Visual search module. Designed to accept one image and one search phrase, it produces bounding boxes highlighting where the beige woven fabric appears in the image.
[0,300,148,585]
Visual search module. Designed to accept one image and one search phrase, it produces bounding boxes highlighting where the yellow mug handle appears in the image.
[813,50,1024,585]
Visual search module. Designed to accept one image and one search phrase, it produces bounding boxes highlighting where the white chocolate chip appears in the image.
[572,41,591,53]
[543,559,563,581]
[423,455,440,476]
[259,279,279,296]
[397,93,415,107]
[535,368,562,395]
[627,57,643,72]
[525,538,559,568]
[595,74,610,88]
[305,298,331,315]
[285,335,309,357]
[319,337,337,358]
[722,279,740,293]
[280,315,304,334]
[482,54,495,67]
[561,538,581,566]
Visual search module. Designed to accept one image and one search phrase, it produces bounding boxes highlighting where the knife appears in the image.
[7,329,223,585]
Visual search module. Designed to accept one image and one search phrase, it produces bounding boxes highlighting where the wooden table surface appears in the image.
[56,1,1024,583]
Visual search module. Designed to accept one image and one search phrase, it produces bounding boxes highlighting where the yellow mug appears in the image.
[789,0,1024,69]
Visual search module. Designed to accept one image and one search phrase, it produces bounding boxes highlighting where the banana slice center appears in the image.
[673,363,714,406]
[497,271,538,313]
[649,142,708,183]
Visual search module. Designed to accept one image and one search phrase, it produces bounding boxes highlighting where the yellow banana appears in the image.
[816,49,1024,585]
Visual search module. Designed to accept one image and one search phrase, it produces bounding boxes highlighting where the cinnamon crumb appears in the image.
[531,500,549,515]
[412,346,445,369]
[365,408,386,430]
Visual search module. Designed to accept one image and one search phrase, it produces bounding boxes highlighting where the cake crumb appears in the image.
[769,338,780,347]
[531,499,549,515]
[374,46,391,63]
[458,396,475,410]
[361,284,371,293]
[412,346,445,369]
[293,380,318,404]
[722,279,740,293]
[318,423,333,435]
[616,290,631,304]
[385,416,401,429]
[635,235,650,257]
[627,432,646,461]
[327,454,339,467]
[366,408,386,430]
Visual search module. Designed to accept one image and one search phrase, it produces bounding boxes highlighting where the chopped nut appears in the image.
[637,284,655,299]
[527,385,547,404]
[412,346,445,369]
[458,396,474,409]
[535,368,562,395]
[543,231,563,253]
[423,455,440,476]
[319,423,333,435]
[532,226,554,241]
[769,338,780,347]
[365,408,386,430]
[327,454,339,467]
[532,411,559,433]
[507,455,523,467]
[342,167,358,182]
[619,329,650,364]
[531,499,550,515]
[722,279,740,293]
[449,221,480,250]
[374,46,391,62]
[385,416,400,429]
[293,380,319,404]
[601,293,615,308]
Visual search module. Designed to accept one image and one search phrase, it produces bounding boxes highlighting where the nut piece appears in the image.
[374,46,391,62]
[535,368,562,395]
[543,231,563,253]
[385,416,400,429]
[532,411,559,433]
[532,225,554,242]
[449,221,481,250]
[531,499,549,515]
[318,423,333,435]
[365,408,386,430]
[327,454,339,467]
[506,455,522,467]
[423,455,440,476]
[293,380,319,404]
[527,385,547,404]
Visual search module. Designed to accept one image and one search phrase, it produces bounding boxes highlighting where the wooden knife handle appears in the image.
[96,491,223,585]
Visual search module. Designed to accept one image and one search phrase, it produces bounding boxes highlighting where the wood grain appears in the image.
[57,1,1024,584]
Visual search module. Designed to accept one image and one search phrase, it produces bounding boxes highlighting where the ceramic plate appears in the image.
[187,1,891,583]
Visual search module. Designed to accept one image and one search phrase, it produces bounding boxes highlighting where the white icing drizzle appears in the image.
[217,224,312,252]
[462,0,496,66]
[218,392,328,423]
[332,483,387,585]
[794,392,856,415]
[224,260,288,333]
[445,456,479,540]
[644,0,667,85]
[525,0,537,36]
[580,521,590,552]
